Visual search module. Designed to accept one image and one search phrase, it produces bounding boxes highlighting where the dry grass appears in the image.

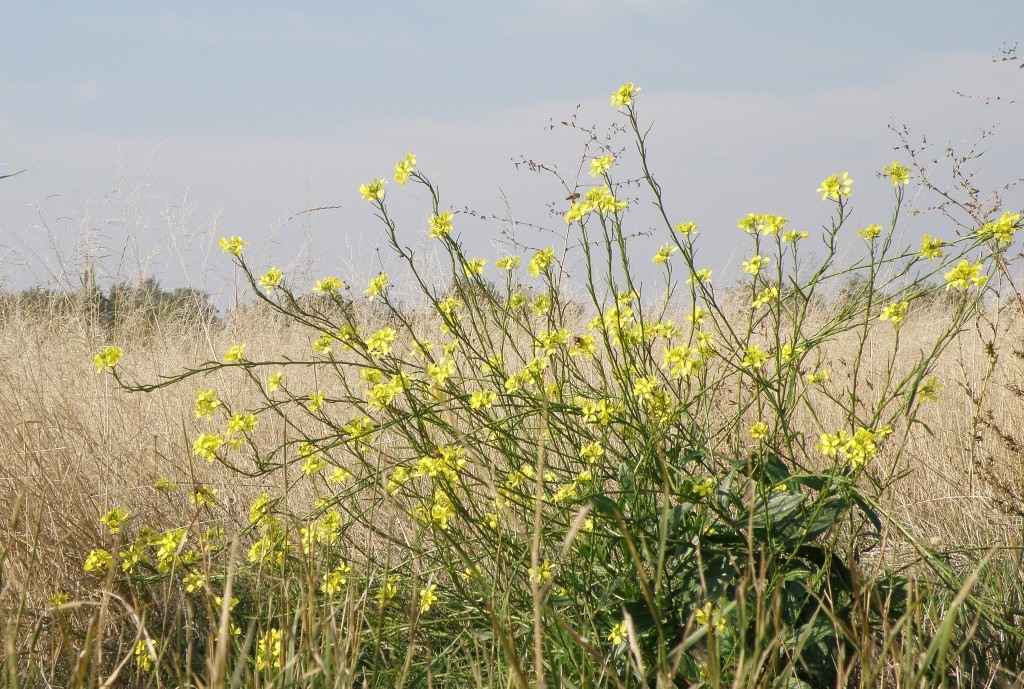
[3,288,1024,623]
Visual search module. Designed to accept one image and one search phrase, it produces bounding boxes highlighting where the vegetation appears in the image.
[2,84,1024,688]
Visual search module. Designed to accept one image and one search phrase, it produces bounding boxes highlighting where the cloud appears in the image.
[73,79,102,102]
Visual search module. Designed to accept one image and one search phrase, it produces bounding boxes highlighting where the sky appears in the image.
[1,1,1022,303]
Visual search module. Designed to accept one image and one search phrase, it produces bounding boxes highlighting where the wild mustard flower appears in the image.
[858,224,883,242]
[741,255,769,276]
[192,433,222,461]
[219,236,249,255]
[358,178,386,201]
[50,592,69,606]
[330,467,353,483]
[394,153,416,186]
[496,254,520,270]
[653,244,678,264]
[741,344,768,369]
[155,477,177,492]
[585,184,628,215]
[579,442,605,464]
[530,293,551,315]
[608,621,628,645]
[224,344,245,363]
[366,327,397,357]
[134,639,154,672]
[183,571,206,593]
[884,160,911,186]
[686,268,712,284]
[738,213,788,236]
[267,372,283,392]
[817,172,852,201]
[752,285,779,309]
[528,559,553,584]
[307,390,326,411]
[780,343,805,363]
[696,602,727,634]
[387,466,410,495]
[919,235,945,260]
[428,210,454,238]
[578,398,616,426]
[674,221,698,236]
[321,562,352,594]
[259,267,283,291]
[663,344,700,379]
[880,301,909,329]
[805,369,830,385]
[918,376,941,403]
[83,548,111,573]
[377,575,399,603]
[569,334,597,358]
[469,390,497,410]
[314,275,345,293]
[463,257,486,276]
[589,154,614,177]
[343,416,375,447]
[687,307,707,325]
[977,211,1021,244]
[227,412,257,436]
[529,247,555,276]
[692,477,716,497]
[255,628,283,671]
[782,229,808,242]
[944,260,987,290]
[194,389,221,419]
[99,507,129,534]
[312,333,333,356]
[365,272,389,299]
[749,421,769,440]
[92,346,123,373]
[565,200,594,223]
[189,485,218,508]
[610,82,639,108]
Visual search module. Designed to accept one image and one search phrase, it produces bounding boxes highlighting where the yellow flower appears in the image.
[530,293,551,315]
[918,376,941,403]
[817,172,852,201]
[780,343,805,363]
[663,344,699,379]
[307,390,326,411]
[685,269,711,285]
[192,433,223,461]
[469,389,497,410]
[377,575,399,604]
[366,327,397,357]
[155,477,177,492]
[741,344,768,369]
[99,507,129,534]
[358,178,386,201]
[92,346,123,373]
[218,235,249,255]
[394,153,416,186]
[919,235,945,260]
[674,221,698,237]
[944,260,987,291]
[134,639,154,672]
[194,389,221,420]
[858,224,883,241]
[428,210,454,238]
[977,211,1021,244]
[255,628,283,671]
[883,160,910,186]
[608,621,628,645]
[695,602,726,634]
[738,213,788,236]
[782,229,808,242]
[321,562,352,594]
[259,267,283,291]
[749,421,769,440]
[528,559,553,584]
[330,467,353,483]
[589,155,614,177]
[267,372,283,393]
[879,300,909,328]
[314,275,345,293]
[463,258,487,276]
[610,82,640,108]
[741,255,769,276]
[569,334,597,358]
[50,592,69,606]
[496,255,520,270]
[83,548,111,573]
[189,485,218,508]
[529,247,555,276]
[365,273,390,300]
[420,583,438,612]
[804,369,830,385]
[653,244,678,264]
[752,286,779,309]
[387,466,410,495]
[224,344,245,363]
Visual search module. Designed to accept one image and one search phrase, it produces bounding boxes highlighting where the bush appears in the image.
[36,84,1024,688]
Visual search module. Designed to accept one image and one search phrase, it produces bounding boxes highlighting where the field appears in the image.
[2,88,1024,688]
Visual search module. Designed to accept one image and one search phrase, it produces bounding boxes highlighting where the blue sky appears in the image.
[2,2,1022,298]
